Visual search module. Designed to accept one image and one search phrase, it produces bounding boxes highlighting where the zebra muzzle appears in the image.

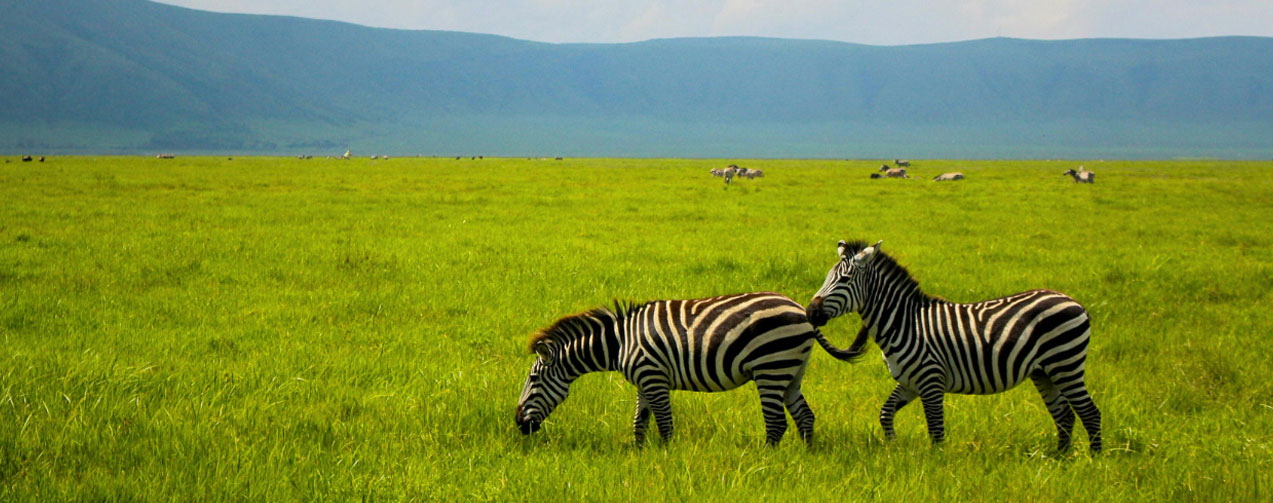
[515,406,542,434]
[806,297,828,327]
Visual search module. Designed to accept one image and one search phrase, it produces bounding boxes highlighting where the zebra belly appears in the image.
[944,370,1029,395]
[672,373,751,392]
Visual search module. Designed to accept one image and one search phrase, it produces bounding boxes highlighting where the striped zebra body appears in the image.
[516,292,864,445]
[807,240,1102,452]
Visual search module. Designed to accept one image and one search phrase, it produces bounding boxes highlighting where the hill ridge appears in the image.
[3,0,1271,158]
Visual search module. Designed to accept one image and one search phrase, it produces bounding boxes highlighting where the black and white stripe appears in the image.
[806,240,1102,453]
[515,292,864,445]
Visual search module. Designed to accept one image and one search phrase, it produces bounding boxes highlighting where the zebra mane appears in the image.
[526,301,636,353]
[842,240,940,303]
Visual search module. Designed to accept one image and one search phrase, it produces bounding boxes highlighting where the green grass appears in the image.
[2,156,1271,501]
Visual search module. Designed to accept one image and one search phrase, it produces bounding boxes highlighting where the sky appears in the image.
[152,0,1273,46]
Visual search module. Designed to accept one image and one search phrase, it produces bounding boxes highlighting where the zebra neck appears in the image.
[556,319,623,377]
[860,282,936,346]
[589,318,624,373]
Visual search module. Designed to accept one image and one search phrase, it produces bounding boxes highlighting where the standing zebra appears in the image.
[806,240,1102,452]
[516,292,866,446]
[1063,166,1095,183]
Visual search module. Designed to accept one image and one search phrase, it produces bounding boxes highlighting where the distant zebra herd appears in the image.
[869,159,1093,184]
[710,164,763,185]
[516,238,1104,454]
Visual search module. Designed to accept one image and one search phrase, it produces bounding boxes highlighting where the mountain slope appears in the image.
[3,0,1272,157]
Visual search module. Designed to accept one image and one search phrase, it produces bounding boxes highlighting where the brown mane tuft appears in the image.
[841,240,942,304]
[526,303,633,353]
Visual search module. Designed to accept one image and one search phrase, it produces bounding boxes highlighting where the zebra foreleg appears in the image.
[879,384,917,440]
[643,386,675,443]
[1030,372,1075,451]
[632,392,652,445]
[918,387,946,445]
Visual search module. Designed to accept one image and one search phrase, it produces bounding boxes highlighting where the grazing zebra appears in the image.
[806,240,1102,452]
[516,292,867,446]
[894,159,911,167]
[932,172,964,181]
[710,168,725,177]
[1063,167,1095,183]
[723,165,738,185]
[878,165,909,178]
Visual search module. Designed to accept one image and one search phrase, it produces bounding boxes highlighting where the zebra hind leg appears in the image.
[879,384,918,440]
[1030,371,1075,452]
[783,385,816,445]
[632,392,652,446]
[1059,381,1102,454]
[754,375,792,446]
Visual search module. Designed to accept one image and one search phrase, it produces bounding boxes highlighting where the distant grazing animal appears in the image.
[1063,167,1095,183]
[932,172,964,181]
[516,292,867,445]
[744,169,763,179]
[723,165,739,185]
[894,159,911,167]
[155,154,175,159]
[38,156,45,162]
[710,169,725,177]
[807,240,1102,452]
[21,155,32,162]
[870,173,883,179]
[878,166,909,178]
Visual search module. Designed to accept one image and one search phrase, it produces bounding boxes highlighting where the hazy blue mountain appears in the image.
[3,0,1271,158]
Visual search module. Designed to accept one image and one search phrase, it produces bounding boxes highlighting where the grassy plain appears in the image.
[1,156,1271,501]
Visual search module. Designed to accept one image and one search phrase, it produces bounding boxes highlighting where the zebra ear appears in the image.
[853,241,881,266]
[837,240,849,257]
[534,341,554,364]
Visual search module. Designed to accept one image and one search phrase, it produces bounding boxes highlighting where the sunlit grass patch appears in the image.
[1,156,1270,501]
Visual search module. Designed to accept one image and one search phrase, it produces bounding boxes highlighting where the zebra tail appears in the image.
[811,326,870,363]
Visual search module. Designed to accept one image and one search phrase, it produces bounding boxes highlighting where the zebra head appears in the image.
[516,340,574,435]
[807,240,882,327]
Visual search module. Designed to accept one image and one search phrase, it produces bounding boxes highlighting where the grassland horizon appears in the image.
[2,156,1270,501]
